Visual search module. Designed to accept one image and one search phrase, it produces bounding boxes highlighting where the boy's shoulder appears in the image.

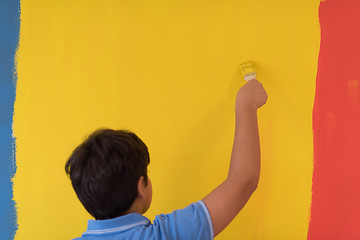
[75,201,214,240]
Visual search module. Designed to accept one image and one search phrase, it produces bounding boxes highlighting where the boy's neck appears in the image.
[126,198,146,215]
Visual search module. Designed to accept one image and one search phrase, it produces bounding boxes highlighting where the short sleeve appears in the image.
[152,200,214,240]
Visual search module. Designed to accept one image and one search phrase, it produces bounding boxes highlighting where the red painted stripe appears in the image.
[308,0,360,239]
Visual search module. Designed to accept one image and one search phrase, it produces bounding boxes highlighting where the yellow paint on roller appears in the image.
[13,0,320,239]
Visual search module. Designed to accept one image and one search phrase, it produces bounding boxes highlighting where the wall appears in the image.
[0,1,20,239]
[309,0,360,239]
[10,0,321,239]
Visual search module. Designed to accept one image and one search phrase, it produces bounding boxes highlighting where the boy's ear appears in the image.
[137,176,146,199]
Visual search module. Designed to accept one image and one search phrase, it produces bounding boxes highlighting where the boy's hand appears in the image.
[235,80,268,112]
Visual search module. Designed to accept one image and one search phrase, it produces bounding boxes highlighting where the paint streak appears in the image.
[0,0,20,239]
[309,0,360,239]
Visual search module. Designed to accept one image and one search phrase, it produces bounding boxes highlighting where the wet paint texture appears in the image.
[14,1,319,239]
[309,0,360,239]
[0,0,20,239]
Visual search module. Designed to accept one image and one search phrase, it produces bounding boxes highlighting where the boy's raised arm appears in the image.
[202,80,267,237]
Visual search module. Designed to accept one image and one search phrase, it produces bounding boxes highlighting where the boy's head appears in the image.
[65,129,151,220]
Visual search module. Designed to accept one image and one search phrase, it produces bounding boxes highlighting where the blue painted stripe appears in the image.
[0,0,20,239]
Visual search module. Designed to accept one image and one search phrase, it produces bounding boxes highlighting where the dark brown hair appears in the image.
[65,129,150,220]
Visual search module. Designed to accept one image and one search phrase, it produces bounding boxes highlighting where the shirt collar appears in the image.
[83,213,151,236]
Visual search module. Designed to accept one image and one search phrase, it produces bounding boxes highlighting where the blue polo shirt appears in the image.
[75,200,214,240]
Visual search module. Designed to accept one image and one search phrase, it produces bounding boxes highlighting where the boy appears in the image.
[65,80,267,239]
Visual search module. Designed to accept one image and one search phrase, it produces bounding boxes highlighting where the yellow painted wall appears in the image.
[13,0,320,239]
